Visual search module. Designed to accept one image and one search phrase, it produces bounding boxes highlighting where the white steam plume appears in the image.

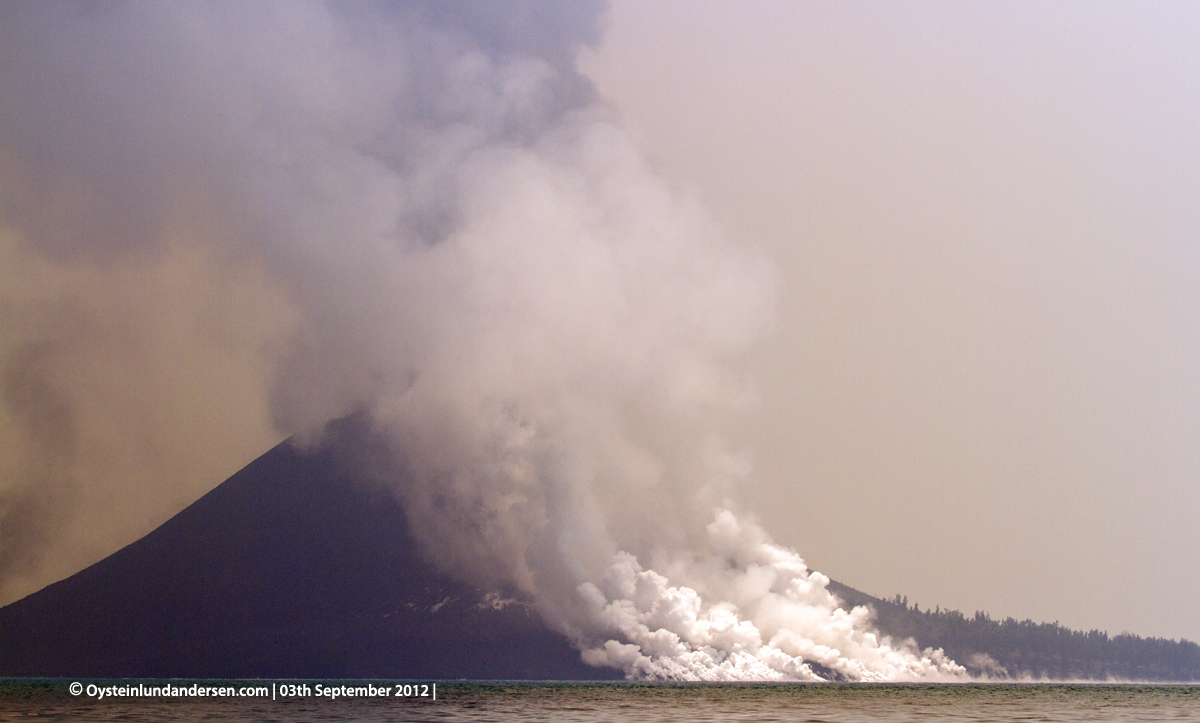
[0,1,963,680]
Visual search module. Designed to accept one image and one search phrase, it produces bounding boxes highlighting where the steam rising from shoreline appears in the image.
[0,1,962,680]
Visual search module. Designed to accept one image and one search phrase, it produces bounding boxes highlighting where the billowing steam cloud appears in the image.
[0,1,962,680]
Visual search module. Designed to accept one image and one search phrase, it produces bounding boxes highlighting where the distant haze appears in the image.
[0,0,1195,665]
[581,0,1200,643]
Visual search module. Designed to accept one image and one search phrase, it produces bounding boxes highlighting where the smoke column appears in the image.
[0,1,963,680]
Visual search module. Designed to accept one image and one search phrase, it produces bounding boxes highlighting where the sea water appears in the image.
[1,680,1197,722]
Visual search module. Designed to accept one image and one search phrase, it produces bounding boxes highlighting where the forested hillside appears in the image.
[830,582,1200,680]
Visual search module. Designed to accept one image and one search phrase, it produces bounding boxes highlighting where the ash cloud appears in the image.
[0,1,962,680]
[0,341,79,580]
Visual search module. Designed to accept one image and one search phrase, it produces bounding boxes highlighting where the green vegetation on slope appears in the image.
[829,582,1200,681]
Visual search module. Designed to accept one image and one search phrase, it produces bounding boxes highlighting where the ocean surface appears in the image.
[1,680,1197,722]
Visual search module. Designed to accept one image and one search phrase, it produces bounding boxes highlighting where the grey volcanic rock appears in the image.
[0,420,619,680]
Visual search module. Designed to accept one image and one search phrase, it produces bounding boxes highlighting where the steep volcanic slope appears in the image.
[0,424,619,679]
[4,420,1195,681]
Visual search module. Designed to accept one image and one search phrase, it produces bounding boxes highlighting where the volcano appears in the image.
[4,418,1197,681]
[0,419,620,679]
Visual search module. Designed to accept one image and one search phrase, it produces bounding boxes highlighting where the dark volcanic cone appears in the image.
[0,419,619,679]
[5,416,1194,681]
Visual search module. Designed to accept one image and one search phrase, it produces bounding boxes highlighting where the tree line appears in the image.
[870,593,1200,680]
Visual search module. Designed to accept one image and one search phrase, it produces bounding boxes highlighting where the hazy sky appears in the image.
[581,0,1200,642]
[0,1,1196,651]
